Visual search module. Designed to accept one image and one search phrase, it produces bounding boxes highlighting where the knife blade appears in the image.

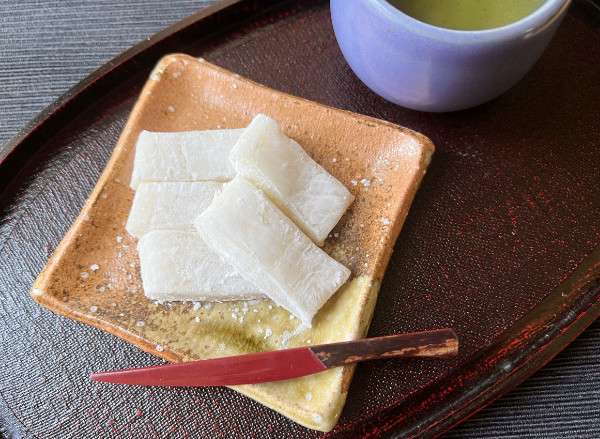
[91,328,458,387]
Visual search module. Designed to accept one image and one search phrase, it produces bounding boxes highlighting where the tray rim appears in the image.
[1,0,599,437]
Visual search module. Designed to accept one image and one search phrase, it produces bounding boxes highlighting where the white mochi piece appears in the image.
[126,181,222,238]
[195,176,351,325]
[230,114,354,245]
[138,230,263,301]
[130,129,242,189]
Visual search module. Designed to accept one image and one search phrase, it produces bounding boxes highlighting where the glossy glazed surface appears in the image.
[31,54,433,432]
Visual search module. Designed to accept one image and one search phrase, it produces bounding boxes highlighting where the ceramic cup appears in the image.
[331,0,571,112]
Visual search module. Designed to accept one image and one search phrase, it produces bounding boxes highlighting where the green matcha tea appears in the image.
[388,0,547,31]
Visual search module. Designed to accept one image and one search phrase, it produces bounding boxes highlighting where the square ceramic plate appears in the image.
[31,53,434,432]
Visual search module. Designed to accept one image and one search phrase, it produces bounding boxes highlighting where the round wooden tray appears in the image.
[0,1,598,437]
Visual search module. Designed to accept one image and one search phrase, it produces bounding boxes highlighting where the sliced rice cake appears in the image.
[130,129,242,189]
[138,230,264,302]
[126,181,222,238]
[230,114,353,245]
[195,176,350,325]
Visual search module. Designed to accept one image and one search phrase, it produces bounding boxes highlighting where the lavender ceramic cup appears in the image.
[331,0,571,112]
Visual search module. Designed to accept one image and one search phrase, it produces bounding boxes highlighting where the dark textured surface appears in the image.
[0,1,599,438]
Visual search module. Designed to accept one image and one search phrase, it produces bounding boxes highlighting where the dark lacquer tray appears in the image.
[0,1,599,437]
